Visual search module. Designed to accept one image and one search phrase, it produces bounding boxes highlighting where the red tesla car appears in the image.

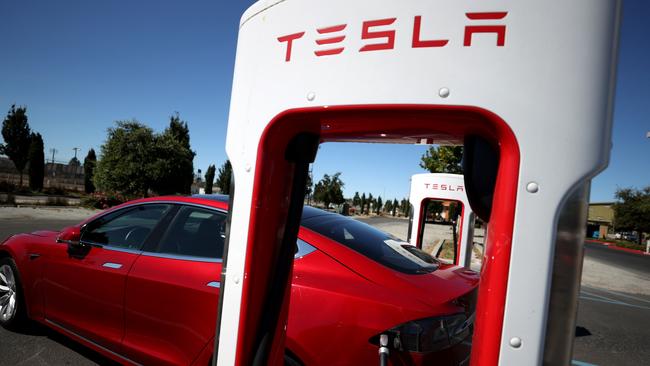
[0,195,478,365]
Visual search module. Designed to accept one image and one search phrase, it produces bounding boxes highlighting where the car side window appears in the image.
[80,204,172,250]
[156,206,227,259]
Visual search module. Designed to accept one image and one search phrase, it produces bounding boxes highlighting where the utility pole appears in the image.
[72,147,80,160]
[49,148,58,177]
[49,148,57,164]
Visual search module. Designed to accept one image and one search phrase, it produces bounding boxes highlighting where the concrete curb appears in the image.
[585,239,650,256]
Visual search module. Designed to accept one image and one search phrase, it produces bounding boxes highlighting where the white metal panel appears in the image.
[408,173,473,266]
[219,1,620,365]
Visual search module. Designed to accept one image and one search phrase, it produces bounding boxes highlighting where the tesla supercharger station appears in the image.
[215,1,621,365]
[407,173,475,268]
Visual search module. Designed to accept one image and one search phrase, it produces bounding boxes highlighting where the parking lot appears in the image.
[1,211,649,365]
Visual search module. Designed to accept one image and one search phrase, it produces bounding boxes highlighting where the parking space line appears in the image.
[579,295,650,311]
[595,288,650,305]
[581,290,628,305]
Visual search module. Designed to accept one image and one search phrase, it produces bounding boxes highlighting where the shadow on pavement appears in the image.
[12,320,120,365]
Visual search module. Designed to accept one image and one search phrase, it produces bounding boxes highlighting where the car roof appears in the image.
[190,194,337,221]
[191,194,230,203]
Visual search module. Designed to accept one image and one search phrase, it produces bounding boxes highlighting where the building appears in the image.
[0,156,84,191]
[587,202,615,239]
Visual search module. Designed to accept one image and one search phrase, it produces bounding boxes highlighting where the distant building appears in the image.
[587,202,614,239]
[0,156,84,191]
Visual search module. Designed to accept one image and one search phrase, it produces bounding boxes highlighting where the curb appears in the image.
[585,239,650,256]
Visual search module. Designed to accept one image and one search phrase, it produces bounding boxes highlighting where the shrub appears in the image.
[81,192,126,209]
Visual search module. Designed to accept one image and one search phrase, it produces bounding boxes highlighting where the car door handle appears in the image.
[207,281,220,288]
[103,262,123,269]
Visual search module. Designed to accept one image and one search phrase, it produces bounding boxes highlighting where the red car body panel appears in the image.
[123,255,221,366]
[43,244,139,354]
[0,196,478,365]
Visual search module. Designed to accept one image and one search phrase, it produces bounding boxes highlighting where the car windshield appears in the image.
[301,207,439,274]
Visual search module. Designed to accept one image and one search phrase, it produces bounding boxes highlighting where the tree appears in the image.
[420,145,463,174]
[613,186,650,244]
[1,105,31,187]
[216,160,232,194]
[83,149,97,193]
[353,192,361,208]
[392,198,398,216]
[367,193,373,214]
[27,133,44,191]
[360,193,366,214]
[69,157,80,166]
[157,114,195,194]
[204,165,216,194]
[94,121,156,197]
[313,173,345,208]
[94,119,197,197]
[305,172,313,200]
[385,199,393,215]
[400,198,410,218]
[376,196,383,215]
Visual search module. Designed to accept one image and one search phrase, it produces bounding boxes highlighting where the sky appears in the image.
[1,0,648,203]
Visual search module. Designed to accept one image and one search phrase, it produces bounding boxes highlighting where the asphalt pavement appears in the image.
[573,242,650,366]
[1,218,113,366]
[1,216,649,365]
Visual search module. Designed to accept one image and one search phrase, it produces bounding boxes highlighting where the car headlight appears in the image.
[371,313,473,353]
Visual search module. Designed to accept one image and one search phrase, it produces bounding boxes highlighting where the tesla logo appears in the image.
[424,183,464,192]
[278,12,508,62]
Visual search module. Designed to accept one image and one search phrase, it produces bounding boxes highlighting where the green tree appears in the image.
[204,164,216,194]
[392,198,398,216]
[367,193,373,214]
[69,157,80,166]
[400,198,410,218]
[216,160,232,194]
[94,119,197,197]
[94,121,156,197]
[313,173,345,208]
[384,199,393,214]
[376,196,383,215]
[420,146,463,174]
[158,114,195,194]
[27,133,44,191]
[305,172,313,200]
[149,130,194,195]
[83,149,97,193]
[360,193,366,214]
[614,186,650,244]
[1,105,31,187]
[353,192,361,208]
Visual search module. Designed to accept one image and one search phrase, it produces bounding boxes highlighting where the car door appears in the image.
[43,203,173,354]
[122,204,226,366]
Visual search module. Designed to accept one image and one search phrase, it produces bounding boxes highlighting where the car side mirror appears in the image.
[57,226,82,247]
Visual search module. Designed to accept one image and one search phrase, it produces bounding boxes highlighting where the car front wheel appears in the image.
[0,257,27,329]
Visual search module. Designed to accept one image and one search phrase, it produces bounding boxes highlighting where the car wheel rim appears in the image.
[0,264,17,322]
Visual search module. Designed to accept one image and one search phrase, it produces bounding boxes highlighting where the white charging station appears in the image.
[215,1,621,365]
[408,173,476,268]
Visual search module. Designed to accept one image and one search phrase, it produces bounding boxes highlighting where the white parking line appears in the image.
[594,288,650,305]
[580,290,650,311]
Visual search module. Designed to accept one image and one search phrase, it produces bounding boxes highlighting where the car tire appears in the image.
[0,257,28,330]
[284,352,303,366]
